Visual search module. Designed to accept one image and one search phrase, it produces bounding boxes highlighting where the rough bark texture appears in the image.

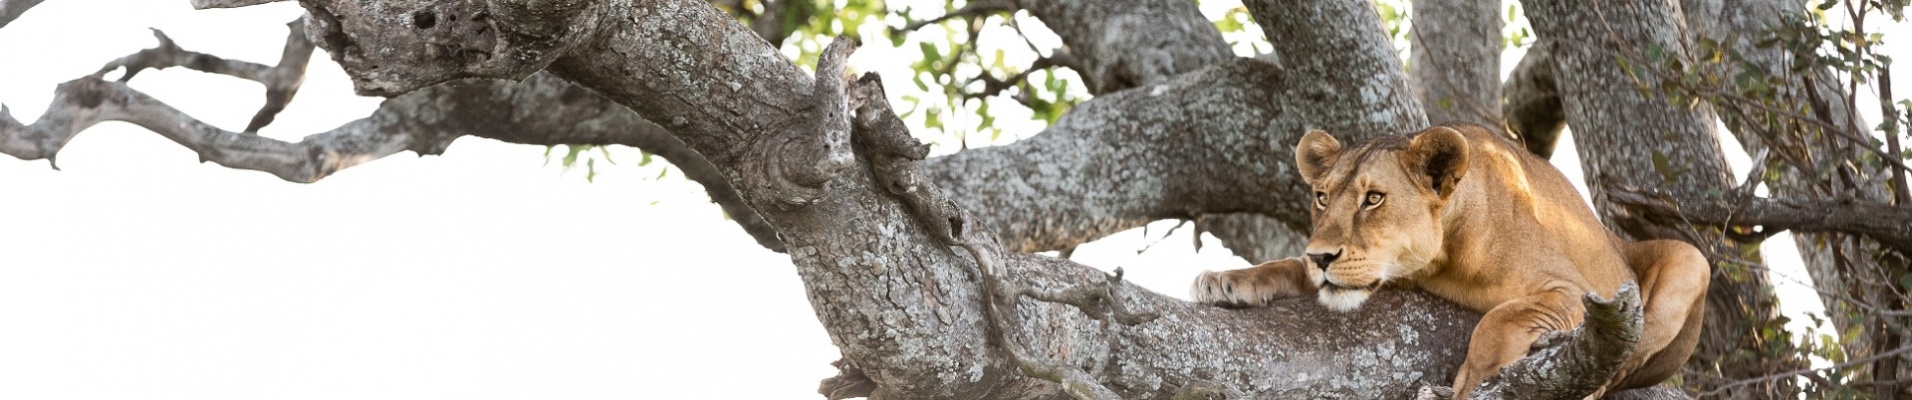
[1679,0,1912,392]
[1608,186,1912,255]
[0,0,1704,397]
[1408,0,1504,129]
[1200,0,1436,264]
[994,0,1310,261]
[1522,1,1791,396]
[1019,0,1231,95]
[1500,40,1566,159]
[284,0,1666,397]
[925,62,1310,254]
[0,65,784,252]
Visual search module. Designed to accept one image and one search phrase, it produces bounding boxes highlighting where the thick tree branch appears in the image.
[255,0,1669,397]
[1409,0,1505,129]
[1019,0,1230,95]
[1680,1,1910,388]
[926,60,1311,254]
[1501,40,1565,159]
[1524,3,1794,394]
[1471,284,1645,399]
[0,0,45,29]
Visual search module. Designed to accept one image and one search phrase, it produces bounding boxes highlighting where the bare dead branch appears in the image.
[99,19,315,133]
[0,0,47,29]
[0,72,786,252]
[895,0,1016,33]
[1607,185,1912,254]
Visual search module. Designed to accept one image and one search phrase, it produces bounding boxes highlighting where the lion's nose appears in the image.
[1308,249,1343,271]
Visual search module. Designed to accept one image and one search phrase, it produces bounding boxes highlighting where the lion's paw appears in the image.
[1190,259,1311,308]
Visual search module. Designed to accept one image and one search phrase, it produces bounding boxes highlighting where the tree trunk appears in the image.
[1522,0,1794,396]
[0,0,1698,397]
[1409,0,1504,129]
[1680,0,1911,394]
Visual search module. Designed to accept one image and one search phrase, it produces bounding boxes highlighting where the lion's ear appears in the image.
[1295,130,1342,185]
[1407,126,1469,199]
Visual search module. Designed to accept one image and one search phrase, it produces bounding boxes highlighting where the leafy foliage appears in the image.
[1617,0,1912,396]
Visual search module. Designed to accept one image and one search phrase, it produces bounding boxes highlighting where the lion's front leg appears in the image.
[1190,257,1316,308]
[1451,287,1583,398]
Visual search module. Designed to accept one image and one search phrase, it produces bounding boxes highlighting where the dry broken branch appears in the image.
[0,72,786,252]
[1470,284,1645,399]
[99,20,316,133]
[1608,185,1912,255]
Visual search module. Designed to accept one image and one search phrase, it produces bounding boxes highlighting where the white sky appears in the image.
[0,0,1890,398]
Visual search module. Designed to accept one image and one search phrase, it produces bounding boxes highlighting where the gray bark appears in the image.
[286,0,1660,397]
[1679,0,1911,393]
[1501,40,1565,159]
[1003,0,1312,260]
[1019,0,1232,95]
[0,0,45,29]
[0,0,1695,397]
[0,30,784,252]
[1408,0,1504,129]
[1522,1,1791,396]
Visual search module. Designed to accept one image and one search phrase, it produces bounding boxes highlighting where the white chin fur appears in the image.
[1317,288,1371,312]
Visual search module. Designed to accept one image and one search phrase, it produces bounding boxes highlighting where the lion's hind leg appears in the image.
[1190,257,1316,308]
[1607,239,1710,390]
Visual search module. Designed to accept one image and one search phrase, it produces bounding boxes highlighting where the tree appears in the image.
[3,0,1908,398]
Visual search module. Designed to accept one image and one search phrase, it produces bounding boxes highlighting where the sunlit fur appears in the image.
[1189,123,1712,399]
[1294,130,1451,312]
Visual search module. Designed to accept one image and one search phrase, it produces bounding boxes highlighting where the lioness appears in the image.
[1190,123,1708,397]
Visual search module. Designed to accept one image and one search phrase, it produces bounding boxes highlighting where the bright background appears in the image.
[0,1,1879,398]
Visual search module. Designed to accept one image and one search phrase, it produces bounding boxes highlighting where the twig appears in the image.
[1,71,787,253]
[1697,344,1912,398]
[895,0,1016,33]
[96,19,316,133]
[1606,185,1912,255]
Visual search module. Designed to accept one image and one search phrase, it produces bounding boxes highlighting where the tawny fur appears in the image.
[1189,123,1709,398]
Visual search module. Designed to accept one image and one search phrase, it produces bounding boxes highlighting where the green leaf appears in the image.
[598,146,616,164]
[563,144,586,168]
[1651,150,1678,183]
[657,167,669,179]
[586,158,597,183]
[639,150,654,167]
[919,42,941,65]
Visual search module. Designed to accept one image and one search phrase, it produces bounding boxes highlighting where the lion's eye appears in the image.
[1314,192,1328,210]
[1363,192,1385,208]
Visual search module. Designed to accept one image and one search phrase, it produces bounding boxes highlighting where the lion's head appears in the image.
[1294,127,1470,311]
